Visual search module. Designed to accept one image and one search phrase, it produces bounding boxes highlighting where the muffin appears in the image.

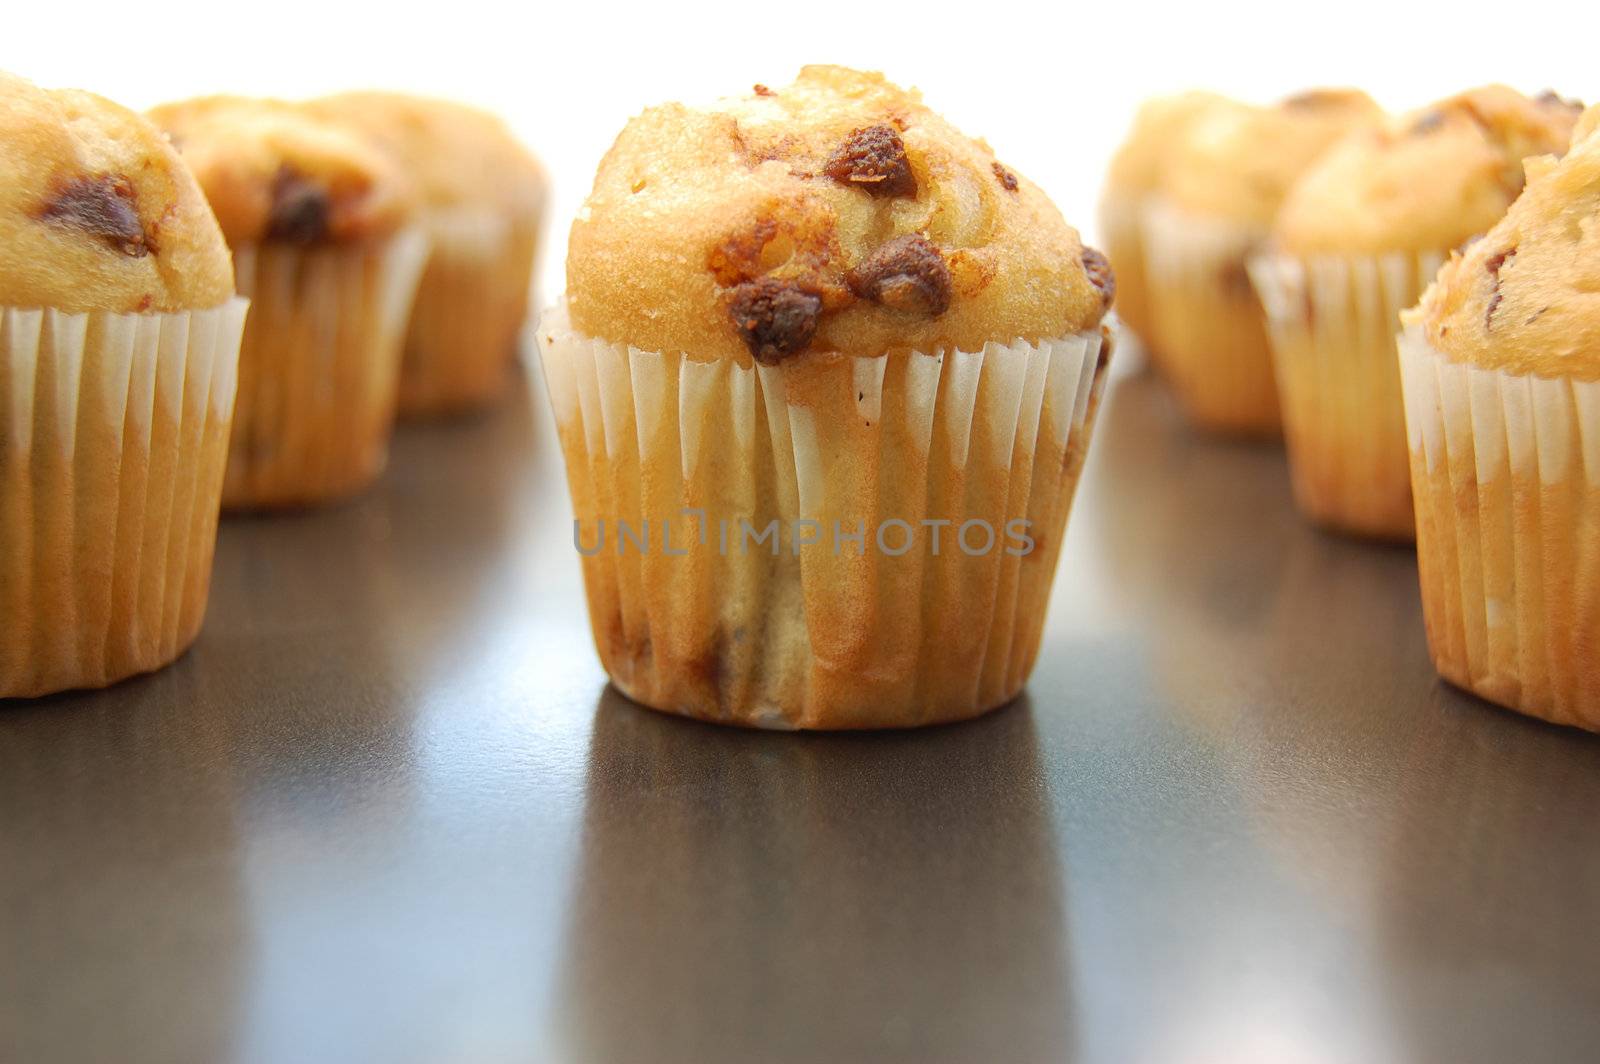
[1099,92,1228,367]
[1397,107,1600,729]
[149,96,428,508]
[1253,87,1581,539]
[310,92,546,417]
[0,72,247,697]
[539,66,1116,729]
[1144,89,1381,435]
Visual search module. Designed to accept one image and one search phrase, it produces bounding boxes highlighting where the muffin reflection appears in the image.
[1375,687,1600,1060]
[0,666,247,1062]
[556,690,1075,1063]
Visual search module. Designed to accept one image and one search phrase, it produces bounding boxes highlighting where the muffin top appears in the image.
[1277,86,1582,254]
[565,65,1113,364]
[1105,91,1232,196]
[0,72,233,314]
[308,92,545,216]
[1411,107,1600,378]
[1165,89,1383,227]
[148,96,417,246]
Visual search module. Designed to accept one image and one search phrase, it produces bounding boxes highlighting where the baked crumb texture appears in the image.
[0,71,233,313]
[1277,85,1581,255]
[148,95,418,246]
[566,66,1112,364]
[1412,104,1600,378]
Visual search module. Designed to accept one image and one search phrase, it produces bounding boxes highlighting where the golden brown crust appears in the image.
[1277,86,1581,254]
[0,71,233,313]
[1166,89,1383,227]
[307,92,546,216]
[566,65,1109,362]
[148,96,417,245]
[1104,91,1233,195]
[1410,106,1600,378]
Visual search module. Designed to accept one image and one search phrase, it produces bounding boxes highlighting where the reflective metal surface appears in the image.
[4,366,1599,1064]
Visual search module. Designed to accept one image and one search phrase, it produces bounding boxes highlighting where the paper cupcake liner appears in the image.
[1098,191,1156,358]
[226,228,429,509]
[1397,325,1600,729]
[1142,199,1279,436]
[398,206,541,417]
[1,299,248,697]
[1250,250,1447,540]
[537,306,1113,729]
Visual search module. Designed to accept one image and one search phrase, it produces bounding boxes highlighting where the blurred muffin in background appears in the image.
[1099,91,1229,369]
[150,96,428,509]
[1,72,246,697]
[540,65,1116,729]
[1253,87,1580,540]
[1397,106,1600,730]
[311,93,547,418]
[1144,89,1382,436]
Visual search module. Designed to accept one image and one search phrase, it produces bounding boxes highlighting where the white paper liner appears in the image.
[537,305,1112,729]
[1,298,248,697]
[1141,198,1279,435]
[1397,324,1600,729]
[399,206,541,417]
[1249,250,1447,539]
[226,228,429,508]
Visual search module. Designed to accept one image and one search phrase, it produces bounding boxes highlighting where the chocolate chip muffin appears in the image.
[1397,106,1600,729]
[540,66,1116,729]
[1253,86,1580,540]
[1,72,247,698]
[150,96,428,508]
[310,92,547,417]
[1144,89,1382,436]
[1098,92,1229,367]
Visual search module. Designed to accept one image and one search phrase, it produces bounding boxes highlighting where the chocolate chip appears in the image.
[36,174,148,257]
[848,234,952,316]
[991,162,1019,192]
[1537,89,1583,111]
[1218,257,1253,299]
[822,125,916,199]
[1409,110,1446,136]
[728,278,823,363]
[753,84,775,97]
[1282,89,1345,110]
[267,166,331,243]
[1081,247,1116,308]
[1485,247,1517,330]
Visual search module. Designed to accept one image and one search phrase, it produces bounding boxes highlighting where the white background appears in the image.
[8,0,1593,305]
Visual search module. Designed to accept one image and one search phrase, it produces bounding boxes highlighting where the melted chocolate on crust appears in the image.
[267,167,331,243]
[1484,246,1517,331]
[1409,110,1446,136]
[1081,247,1116,309]
[1282,89,1350,110]
[848,234,952,316]
[728,277,823,363]
[822,125,916,199]
[1537,89,1584,111]
[37,174,149,257]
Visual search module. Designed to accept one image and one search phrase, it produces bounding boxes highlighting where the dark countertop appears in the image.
[4,365,1599,1064]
